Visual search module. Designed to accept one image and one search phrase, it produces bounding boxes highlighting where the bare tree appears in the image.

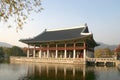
[0,0,43,30]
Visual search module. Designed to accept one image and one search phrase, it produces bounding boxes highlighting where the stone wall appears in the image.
[10,56,85,64]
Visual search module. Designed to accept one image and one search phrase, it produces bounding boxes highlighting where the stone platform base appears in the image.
[10,56,85,64]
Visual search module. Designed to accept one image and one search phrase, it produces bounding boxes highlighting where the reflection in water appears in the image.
[0,63,120,80]
[19,63,95,80]
[0,64,27,80]
[22,64,85,80]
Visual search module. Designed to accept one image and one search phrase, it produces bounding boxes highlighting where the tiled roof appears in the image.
[20,25,93,43]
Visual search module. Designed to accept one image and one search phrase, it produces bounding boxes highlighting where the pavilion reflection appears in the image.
[26,63,86,80]
[12,62,120,80]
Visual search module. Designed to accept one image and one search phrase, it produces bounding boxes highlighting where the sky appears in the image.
[0,0,120,47]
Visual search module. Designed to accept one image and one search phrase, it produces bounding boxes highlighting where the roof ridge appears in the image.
[46,25,86,32]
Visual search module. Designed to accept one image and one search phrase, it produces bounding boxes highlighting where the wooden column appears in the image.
[47,44,49,58]
[83,42,86,64]
[55,44,58,58]
[39,45,42,58]
[33,45,36,58]
[27,44,30,58]
[73,43,76,58]
[64,43,67,58]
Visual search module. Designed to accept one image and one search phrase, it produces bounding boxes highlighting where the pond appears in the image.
[0,63,120,80]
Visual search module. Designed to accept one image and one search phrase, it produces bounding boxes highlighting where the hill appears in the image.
[0,42,118,50]
[95,42,117,50]
[0,42,12,48]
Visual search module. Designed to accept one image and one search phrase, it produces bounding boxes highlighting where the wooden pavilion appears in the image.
[19,24,98,64]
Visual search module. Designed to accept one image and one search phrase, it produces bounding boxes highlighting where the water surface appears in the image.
[0,63,120,80]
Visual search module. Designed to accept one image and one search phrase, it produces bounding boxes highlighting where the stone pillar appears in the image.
[47,44,49,58]
[27,44,30,58]
[73,43,76,58]
[64,44,67,58]
[43,51,46,58]
[33,45,36,58]
[55,44,58,58]
[83,42,86,64]
[73,50,76,58]
[39,45,42,58]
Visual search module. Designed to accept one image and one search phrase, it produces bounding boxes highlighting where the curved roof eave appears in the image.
[20,35,93,44]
